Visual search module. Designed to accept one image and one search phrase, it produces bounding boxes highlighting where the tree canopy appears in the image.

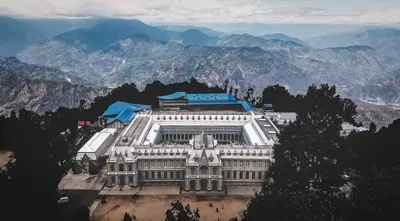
[165,201,200,221]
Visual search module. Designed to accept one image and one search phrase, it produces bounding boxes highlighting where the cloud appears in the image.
[0,0,399,24]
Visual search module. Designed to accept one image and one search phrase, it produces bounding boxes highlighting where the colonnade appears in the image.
[162,133,242,142]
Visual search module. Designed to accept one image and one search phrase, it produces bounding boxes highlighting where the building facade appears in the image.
[85,93,278,191]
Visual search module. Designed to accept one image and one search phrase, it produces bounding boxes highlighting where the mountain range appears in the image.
[17,24,400,96]
[1,16,400,127]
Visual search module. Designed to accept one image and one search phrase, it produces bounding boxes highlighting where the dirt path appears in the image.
[92,195,251,221]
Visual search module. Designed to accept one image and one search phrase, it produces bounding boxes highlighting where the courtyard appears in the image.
[92,195,251,221]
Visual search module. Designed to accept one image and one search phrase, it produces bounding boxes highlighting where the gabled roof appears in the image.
[106,108,136,124]
[103,101,150,116]
[103,101,151,124]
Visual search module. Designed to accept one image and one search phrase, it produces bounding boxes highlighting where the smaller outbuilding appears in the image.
[75,128,117,174]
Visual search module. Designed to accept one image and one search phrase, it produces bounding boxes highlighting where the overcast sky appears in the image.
[1,0,399,24]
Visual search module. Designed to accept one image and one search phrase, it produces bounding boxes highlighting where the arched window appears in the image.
[119,164,124,171]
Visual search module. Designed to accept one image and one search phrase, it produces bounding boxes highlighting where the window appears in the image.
[144,172,148,179]
[246,172,249,179]
[233,171,237,179]
[170,171,174,179]
[258,172,262,179]
[252,171,255,179]
[119,164,124,172]
[227,171,231,179]
[164,171,168,179]
[191,167,196,175]
[213,167,218,175]
[151,171,155,179]
[128,164,133,171]
[129,176,133,184]
[110,164,115,172]
[158,171,161,179]
[245,161,249,167]
[239,172,243,179]
[111,176,116,184]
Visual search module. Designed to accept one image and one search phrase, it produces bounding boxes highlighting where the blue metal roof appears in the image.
[186,93,237,102]
[238,101,254,112]
[188,100,253,112]
[103,101,151,124]
[157,92,252,112]
[106,109,137,124]
[157,92,186,100]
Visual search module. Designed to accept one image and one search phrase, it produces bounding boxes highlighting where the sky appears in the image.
[0,0,400,25]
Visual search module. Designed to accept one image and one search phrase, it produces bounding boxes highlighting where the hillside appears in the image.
[0,68,109,115]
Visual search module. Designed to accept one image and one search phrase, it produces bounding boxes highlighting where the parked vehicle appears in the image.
[57,192,70,204]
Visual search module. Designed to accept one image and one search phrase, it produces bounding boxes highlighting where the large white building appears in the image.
[92,93,278,191]
[76,92,367,192]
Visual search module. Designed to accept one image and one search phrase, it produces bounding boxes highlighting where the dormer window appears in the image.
[110,164,115,171]
[239,150,244,156]
[119,164,124,171]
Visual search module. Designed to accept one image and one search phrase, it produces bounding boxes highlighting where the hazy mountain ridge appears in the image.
[0,16,45,57]
[307,28,400,58]
[158,25,227,38]
[52,19,218,52]
[0,67,109,115]
[261,33,311,47]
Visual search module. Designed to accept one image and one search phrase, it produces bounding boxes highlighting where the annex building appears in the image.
[90,92,277,191]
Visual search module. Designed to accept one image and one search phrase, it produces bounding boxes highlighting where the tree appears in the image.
[261,85,299,112]
[242,84,354,221]
[165,201,200,221]
[234,88,239,99]
[123,212,133,221]
[75,205,90,221]
[369,122,377,133]
[223,79,229,92]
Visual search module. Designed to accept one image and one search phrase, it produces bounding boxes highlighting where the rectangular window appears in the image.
[164,171,168,179]
[158,171,161,179]
[129,176,133,184]
[245,161,249,167]
[144,172,148,179]
[258,172,261,179]
[151,171,155,179]
[170,171,174,179]
[128,164,133,171]
[227,171,231,179]
[252,171,255,179]
[110,164,115,171]
[246,172,249,179]
[239,172,243,179]
[111,176,116,184]
[233,171,237,179]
